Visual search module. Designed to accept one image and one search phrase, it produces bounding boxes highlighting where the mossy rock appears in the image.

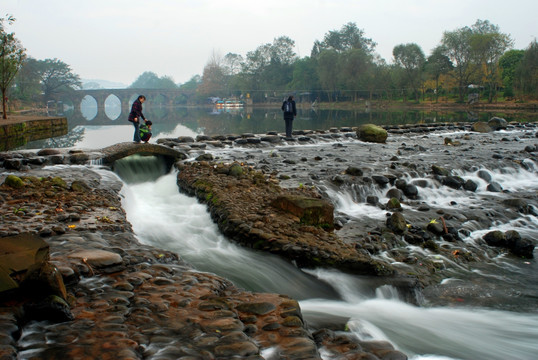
[386,197,401,210]
[471,122,492,133]
[71,180,91,192]
[51,177,67,189]
[4,175,24,189]
[386,212,407,233]
[356,124,388,143]
[229,163,243,177]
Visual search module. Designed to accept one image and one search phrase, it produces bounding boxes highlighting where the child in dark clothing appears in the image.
[139,120,152,143]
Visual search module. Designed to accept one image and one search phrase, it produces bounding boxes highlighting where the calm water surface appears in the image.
[20,105,536,150]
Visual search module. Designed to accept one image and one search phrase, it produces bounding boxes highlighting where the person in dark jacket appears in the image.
[128,95,148,143]
[281,95,297,139]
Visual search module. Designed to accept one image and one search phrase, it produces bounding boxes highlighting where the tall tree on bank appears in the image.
[38,58,81,102]
[312,22,376,56]
[499,49,524,98]
[426,46,453,102]
[0,15,26,119]
[392,43,425,101]
[514,40,538,98]
[13,57,41,101]
[199,51,226,96]
[469,20,513,103]
[441,26,474,102]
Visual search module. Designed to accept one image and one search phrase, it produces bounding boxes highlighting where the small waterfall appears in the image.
[113,154,170,183]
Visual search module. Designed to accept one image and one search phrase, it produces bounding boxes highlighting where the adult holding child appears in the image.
[128,95,148,143]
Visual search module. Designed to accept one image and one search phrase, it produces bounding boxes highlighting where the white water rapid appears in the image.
[118,163,538,360]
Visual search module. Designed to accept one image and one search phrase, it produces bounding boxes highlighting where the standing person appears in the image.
[281,95,297,139]
[128,95,148,144]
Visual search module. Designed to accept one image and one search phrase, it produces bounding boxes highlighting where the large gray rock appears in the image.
[356,124,388,143]
[471,122,492,133]
[488,117,508,130]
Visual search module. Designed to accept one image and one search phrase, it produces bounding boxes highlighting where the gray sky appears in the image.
[4,0,537,86]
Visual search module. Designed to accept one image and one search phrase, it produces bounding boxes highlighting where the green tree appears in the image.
[317,50,340,101]
[13,57,41,102]
[241,36,297,100]
[312,22,376,56]
[469,20,513,103]
[514,40,538,98]
[179,74,201,90]
[425,46,453,102]
[130,71,177,89]
[0,15,26,119]
[38,58,81,101]
[289,56,320,92]
[499,49,524,98]
[393,43,425,101]
[222,53,243,76]
[338,48,374,101]
[441,25,474,102]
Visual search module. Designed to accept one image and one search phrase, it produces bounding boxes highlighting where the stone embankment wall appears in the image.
[0,117,67,151]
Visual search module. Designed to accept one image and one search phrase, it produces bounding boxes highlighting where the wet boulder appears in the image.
[386,212,407,233]
[483,230,506,247]
[22,295,74,323]
[487,182,503,193]
[386,188,403,201]
[463,179,478,192]
[431,165,450,176]
[386,197,401,210]
[403,183,418,198]
[69,152,90,164]
[483,230,534,258]
[442,175,465,190]
[372,175,390,186]
[0,233,50,293]
[488,117,508,130]
[477,169,492,182]
[345,166,363,176]
[471,122,492,133]
[356,124,388,143]
[4,174,24,188]
[3,158,23,170]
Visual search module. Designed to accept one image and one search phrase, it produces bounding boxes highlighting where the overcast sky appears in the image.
[4,0,537,86]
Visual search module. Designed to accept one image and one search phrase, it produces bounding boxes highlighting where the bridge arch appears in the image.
[58,88,196,120]
[100,142,187,166]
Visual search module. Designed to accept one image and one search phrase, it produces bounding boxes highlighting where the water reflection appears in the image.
[20,105,536,150]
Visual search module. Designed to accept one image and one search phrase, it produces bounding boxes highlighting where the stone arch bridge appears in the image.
[60,88,196,119]
[99,142,187,169]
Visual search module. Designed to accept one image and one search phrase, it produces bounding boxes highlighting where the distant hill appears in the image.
[81,79,128,89]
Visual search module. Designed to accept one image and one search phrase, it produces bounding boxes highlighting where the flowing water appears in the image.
[117,155,538,360]
[15,106,538,359]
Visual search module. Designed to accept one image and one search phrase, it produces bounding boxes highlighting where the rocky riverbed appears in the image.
[0,120,537,359]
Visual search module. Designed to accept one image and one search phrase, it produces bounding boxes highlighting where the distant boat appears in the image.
[215,99,244,109]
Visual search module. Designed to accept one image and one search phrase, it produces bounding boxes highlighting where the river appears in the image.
[18,106,538,359]
[21,105,536,150]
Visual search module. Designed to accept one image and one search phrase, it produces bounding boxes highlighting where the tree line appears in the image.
[194,20,537,104]
[1,16,537,119]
